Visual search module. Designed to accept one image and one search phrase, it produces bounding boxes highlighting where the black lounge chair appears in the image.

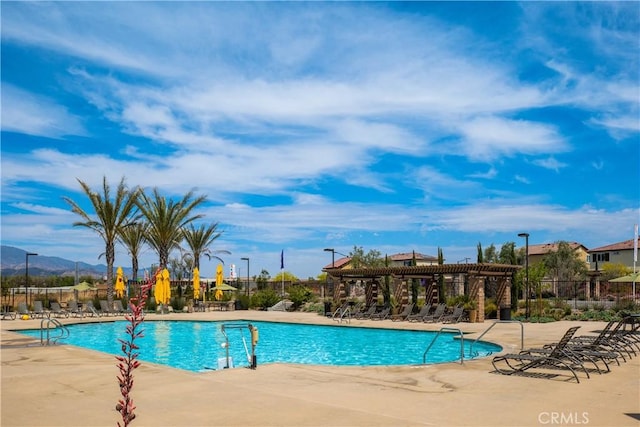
[391,303,414,322]
[370,307,391,321]
[423,303,446,323]
[492,326,588,383]
[354,305,377,320]
[407,304,431,322]
[442,305,464,324]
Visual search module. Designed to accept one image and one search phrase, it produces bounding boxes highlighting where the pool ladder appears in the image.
[423,327,465,364]
[469,320,524,356]
[39,318,70,346]
[423,321,525,365]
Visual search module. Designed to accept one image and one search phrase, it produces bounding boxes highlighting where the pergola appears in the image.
[323,263,521,322]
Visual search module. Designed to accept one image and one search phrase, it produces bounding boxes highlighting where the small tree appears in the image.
[287,285,313,309]
[255,269,270,290]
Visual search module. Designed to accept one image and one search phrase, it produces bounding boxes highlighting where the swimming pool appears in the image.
[16,320,501,372]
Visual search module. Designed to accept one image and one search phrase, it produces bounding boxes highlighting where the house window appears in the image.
[595,253,610,262]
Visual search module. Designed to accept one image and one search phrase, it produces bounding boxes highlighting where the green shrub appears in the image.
[251,289,280,310]
[287,285,313,310]
[171,297,185,312]
[145,296,157,312]
[484,299,497,319]
[235,294,249,310]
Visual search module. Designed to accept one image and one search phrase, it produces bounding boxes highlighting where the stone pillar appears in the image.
[334,280,347,304]
[468,275,485,323]
[393,279,409,306]
[365,280,378,308]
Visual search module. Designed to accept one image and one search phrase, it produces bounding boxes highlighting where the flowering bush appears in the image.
[115,279,153,427]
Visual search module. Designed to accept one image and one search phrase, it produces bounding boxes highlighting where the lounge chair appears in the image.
[33,301,50,319]
[370,307,391,321]
[492,326,588,383]
[17,302,33,319]
[84,301,99,317]
[354,305,377,320]
[67,301,84,318]
[569,319,637,362]
[441,305,464,324]
[407,304,431,322]
[113,300,129,315]
[50,302,69,318]
[100,300,115,316]
[2,307,16,320]
[423,303,446,323]
[391,303,414,322]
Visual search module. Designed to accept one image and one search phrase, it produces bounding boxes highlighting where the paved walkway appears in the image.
[1,311,639,426]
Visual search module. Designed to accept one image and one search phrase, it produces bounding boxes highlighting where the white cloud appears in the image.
[533,157,567,172]
[457,116,567,160]
[1,84,86,138]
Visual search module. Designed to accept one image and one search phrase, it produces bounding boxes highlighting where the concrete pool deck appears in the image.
[1,311,639,427]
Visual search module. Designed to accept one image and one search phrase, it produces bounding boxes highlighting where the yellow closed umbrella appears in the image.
[193,267,200,300]
[215,264,224,301]
[115,266,125,298]
[154,270,163,304]
[162,268,171,304]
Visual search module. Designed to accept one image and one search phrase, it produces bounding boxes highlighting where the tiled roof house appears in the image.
[588,238,639,270]
[526,242,590,268]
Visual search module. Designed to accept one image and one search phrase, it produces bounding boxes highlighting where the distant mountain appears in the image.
[0,245,130,278]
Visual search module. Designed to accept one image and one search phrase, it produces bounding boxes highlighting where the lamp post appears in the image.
[518,233,530,319]
[323,248,336,267]
[241,257,250,297]
[25,252,38,307]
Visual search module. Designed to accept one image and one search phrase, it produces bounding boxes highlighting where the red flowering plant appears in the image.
[115,273,155,427]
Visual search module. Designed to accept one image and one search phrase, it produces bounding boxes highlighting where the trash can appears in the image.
[235,300,243,311]
[324,302,332,316]
[499,306,511,321]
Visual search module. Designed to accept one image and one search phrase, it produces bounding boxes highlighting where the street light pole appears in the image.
[25,252,38,307]
[323,248,336,267]
[518,233,530,319]
[241,257,250,297]
[323,248,336,300]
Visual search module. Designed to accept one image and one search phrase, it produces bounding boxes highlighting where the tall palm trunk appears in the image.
[106,241,115,306]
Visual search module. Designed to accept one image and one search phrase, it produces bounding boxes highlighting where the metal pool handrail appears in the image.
[221,323,259,370]
[40,318,69,345]
[423,327,465,364]
[469,320,524,356]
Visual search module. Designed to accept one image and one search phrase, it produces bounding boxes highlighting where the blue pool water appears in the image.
[16,320,501,372]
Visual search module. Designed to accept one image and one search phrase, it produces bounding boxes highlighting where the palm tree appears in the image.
[182,223,231,270]
[63,176,140,306]
[137,188,206,269]
[118,222,148,282]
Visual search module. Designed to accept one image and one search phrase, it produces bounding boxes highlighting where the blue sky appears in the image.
[1,2,638,280]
